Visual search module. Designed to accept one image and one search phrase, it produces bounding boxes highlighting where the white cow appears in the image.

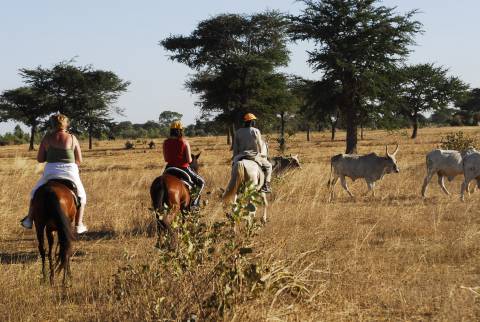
[422,148,476,197]
[461,150,480,201]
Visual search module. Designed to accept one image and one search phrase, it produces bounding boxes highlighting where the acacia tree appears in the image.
[20,62,129,149]
[0,87,50,150]
[392,64,468,138]
[290,0,422,153]
[455,88,480,125]
[161,11,290,137]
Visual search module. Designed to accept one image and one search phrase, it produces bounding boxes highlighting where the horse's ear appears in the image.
[195,152,201,159]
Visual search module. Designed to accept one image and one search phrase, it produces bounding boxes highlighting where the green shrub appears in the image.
[440,131,478,151]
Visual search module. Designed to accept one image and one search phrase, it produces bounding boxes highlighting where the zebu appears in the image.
[421,149,475,197]
[460,150,480,201]
[328,145,400,201]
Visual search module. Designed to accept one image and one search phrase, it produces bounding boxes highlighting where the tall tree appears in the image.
[159,111,183,127]
[392,64,468,138]
[20,62,129,149]
[161,11,290,134]
[290,0,422,153]
[455,88,480,125]
[0,87,50,150]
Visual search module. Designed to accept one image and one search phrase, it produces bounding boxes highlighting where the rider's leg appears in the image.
[21,199,34,229]
[75,204,87,234]
[259,158,272,193]
[73,174,88,234]
[185,167,205,207]
[21,177,47,229]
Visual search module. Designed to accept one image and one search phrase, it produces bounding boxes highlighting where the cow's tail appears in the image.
[223,161,245,202]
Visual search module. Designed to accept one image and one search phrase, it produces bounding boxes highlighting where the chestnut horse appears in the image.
[150,153,200,249]
[32,180,77,285]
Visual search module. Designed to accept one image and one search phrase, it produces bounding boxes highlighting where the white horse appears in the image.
[222,159,268,223]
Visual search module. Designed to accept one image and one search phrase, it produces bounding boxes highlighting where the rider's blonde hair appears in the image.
[50,114,69,131]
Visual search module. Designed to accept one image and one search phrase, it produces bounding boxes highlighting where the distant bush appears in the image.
[124,141,135,149]
[440,131,478,151]
[0,125,31,146]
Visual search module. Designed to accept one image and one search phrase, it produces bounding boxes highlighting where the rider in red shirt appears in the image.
[163,121,205,208]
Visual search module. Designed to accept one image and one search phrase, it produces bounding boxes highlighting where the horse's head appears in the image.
[190,152,201,172]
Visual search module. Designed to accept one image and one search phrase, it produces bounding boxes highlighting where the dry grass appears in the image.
[1,127,480,321]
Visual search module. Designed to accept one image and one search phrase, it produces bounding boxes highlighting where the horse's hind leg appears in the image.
[46,228,55,285]
[163,206,180,251]
[36,225,46,282]
[261,192,268,224]
[155,211,168,249]
[63,256,72,286]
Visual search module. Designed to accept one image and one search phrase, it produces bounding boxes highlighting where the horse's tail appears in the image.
[150,176,165,211]
[43,186,74,274]
[223,161,245,202]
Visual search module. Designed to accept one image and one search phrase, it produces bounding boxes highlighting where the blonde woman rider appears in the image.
[20,114,88,234]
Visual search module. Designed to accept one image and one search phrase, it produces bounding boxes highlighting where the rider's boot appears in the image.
[260,181,272,193]
[75,205,88,234]
[20,201,33,229]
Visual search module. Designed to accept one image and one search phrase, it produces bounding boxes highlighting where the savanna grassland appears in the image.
[1,127,480,321]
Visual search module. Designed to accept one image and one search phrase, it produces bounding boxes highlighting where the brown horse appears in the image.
[31,180,77,285]
[150,153,200,249]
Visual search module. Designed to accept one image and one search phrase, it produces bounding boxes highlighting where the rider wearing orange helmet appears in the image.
[163,120,205,208]
[233,113,272,193]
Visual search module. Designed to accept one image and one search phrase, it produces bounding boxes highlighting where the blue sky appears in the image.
[1,0,479,133]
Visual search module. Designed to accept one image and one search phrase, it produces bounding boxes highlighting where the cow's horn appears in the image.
[392,144,399,156]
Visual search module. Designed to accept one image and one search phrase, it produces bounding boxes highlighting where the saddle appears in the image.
[236,155,267,172]
[163,167,193,189]
[47,179,81,209]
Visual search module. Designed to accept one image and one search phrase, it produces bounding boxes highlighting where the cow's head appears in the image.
[385,145,400,173]
[272,154,301,173]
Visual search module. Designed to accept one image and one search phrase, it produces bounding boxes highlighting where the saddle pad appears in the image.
[164,167,193,189]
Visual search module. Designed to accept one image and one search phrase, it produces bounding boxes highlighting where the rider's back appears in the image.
[164,138,189,168]
[234,127,261,156]
[45,132,75,164]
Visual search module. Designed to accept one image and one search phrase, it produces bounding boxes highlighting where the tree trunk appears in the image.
[360,122,364,140]
[411,115,418,139]
[279,112,286,153]
[306,125,310,142]
[280,112,285,139]
[29,123,36,151]
[345,115,358,154]
[89,128,93,150]
[230,123,236,151]
[331,121,336,141]
[226,126,231,145]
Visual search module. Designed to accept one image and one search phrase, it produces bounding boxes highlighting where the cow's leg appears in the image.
[461,178,472,201]
[365,180,375,196]
[438,174,450,196]
[328,176,339,202]
[340,176,354,198]
[421,170,434,197]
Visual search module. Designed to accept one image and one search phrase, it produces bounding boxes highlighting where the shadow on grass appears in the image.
[77,230,117,241]
[0,251,38,264]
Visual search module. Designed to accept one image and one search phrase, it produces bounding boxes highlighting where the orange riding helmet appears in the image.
[243,113,257,122]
